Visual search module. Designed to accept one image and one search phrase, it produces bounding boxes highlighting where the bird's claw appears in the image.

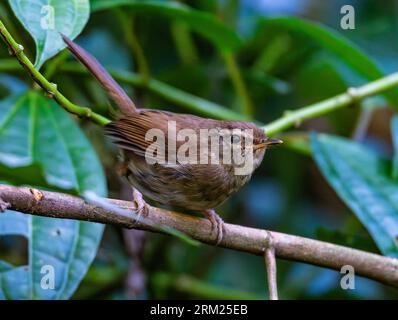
[0,198,10,213]
[132,188,149,224]
[204,209,224,245]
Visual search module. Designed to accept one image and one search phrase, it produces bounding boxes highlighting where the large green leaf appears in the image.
[260,17,398,106]
[261,17,381,78]
[0,91,106,192]
[0,260,30,300]
[8,0,90,69]
[0,210,104,299]
[0,91,107,299]
[0,74,29,95]
[90,0,241,52]
[311,133,398,258]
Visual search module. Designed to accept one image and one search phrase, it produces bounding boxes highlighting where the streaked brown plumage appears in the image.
[62,35,282,244]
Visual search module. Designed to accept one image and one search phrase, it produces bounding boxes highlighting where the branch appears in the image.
[264,238,278,300]
[0,20,110,126]
[1,184,397,288]
[263,75,398,135]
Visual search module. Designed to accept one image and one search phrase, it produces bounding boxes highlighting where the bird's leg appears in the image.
[131,187,149,224]
[203,209,224,245]
[0,197,10,213]
[117,161,149,223]
[117,161,130,177]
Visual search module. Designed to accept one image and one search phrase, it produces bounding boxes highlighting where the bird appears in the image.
[62,35,282,245]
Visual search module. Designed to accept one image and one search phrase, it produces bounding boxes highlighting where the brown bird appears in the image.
[62,35,282,244]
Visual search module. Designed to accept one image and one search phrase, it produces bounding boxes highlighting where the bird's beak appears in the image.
[253,138,283,150]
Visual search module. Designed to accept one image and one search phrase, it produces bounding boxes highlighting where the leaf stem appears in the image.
[0,58,249,121]
[263,72,398,136]
[0,20,110,126]
[43,49,69,80]
[171,20,199,65]
[222,51,254,116]
[0,3,32,57]
[62,63,249,121]
[115,10,150,82]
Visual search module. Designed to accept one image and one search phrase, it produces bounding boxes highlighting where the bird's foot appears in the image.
[132,188,149,224]
[117,161,130,177]
[0,198,10,213]
[203,209,224,245]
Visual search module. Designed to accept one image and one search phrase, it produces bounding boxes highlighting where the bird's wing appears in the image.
[105,110,221,161]
[105,110,171,159]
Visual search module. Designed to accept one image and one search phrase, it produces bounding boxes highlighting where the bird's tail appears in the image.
[61,34,137,114]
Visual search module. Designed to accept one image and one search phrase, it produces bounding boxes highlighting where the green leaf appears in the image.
[260,17,398,106]
[0,91,106,195]
[261,17,381,78]
[311,133,398,257]
[0,210,104,299]
[0,264,30,300]
[0,210,28,236]
[8,0,90,69]
[392,115,398,180]
[90,0,241,52]
[0,91,107,299]
[0,74,29,96]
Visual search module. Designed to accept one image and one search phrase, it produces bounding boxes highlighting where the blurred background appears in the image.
[1,0,398,299]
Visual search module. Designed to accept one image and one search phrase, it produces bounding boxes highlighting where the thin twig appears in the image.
[264,232,278,300]
[0,20,110,126]
[1,184,398,288]
[222,51,254,116]
[265,247,278,300]
[171,20,199,65]
[115,10,150,81]
[63,63,248,121]
[0,59,248,121]
[352,107,374,142]
[263,77,398,136]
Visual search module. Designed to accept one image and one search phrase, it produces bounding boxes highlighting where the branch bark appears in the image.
[264,236,278,300]
[1,184,397,288]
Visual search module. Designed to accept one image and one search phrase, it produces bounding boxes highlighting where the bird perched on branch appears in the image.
[62,35,282,245]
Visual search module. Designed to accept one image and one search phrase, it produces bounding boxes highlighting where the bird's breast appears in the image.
[121,151,253,211]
